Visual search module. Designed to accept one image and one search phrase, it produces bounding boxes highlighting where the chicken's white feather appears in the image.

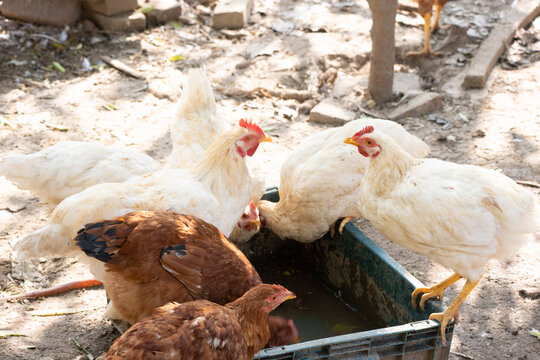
[258,118,430,243]
[0,141,160,205]
[356,129,537,282]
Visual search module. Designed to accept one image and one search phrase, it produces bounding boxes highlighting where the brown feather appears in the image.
[77,211,261,324]
[105,284,291,360]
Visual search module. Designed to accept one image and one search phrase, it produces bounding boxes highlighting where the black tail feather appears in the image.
[75,230,112,263]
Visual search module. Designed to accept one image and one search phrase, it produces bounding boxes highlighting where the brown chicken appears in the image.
[408,0,449,56]
[75,210,299,348]
[105,284,295,360]
[75,210,261,324]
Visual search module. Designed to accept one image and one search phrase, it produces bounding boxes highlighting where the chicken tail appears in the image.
[174,67,217,127]
[14,224,72,261]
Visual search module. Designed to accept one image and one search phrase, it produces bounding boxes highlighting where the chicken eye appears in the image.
[272,296,276,301]
[366,140,372,146]
[245,136,252,141]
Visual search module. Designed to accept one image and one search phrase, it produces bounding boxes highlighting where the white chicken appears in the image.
[0,68,223,206]
[0,141,160,206]
[343,125,537,344]
[257,118,430,243]
[0,68,262,244]
[14,119,272,281]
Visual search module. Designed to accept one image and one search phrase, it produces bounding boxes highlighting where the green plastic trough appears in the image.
[240,188,453,360]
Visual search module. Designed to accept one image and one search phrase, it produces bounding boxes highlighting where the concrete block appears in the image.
[212,0,254,29]
[308,99,356,126]
[90,10,146,32]
[463,0,540,88]
[85,0,138,16]
[389,92,443,120]
[139,0,182,26]
[1,0,81,26]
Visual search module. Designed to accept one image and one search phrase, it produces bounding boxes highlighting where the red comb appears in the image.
[272,284,288,292]
[239,118,265,137]
[353,125,374,138]
[249,201,257,211]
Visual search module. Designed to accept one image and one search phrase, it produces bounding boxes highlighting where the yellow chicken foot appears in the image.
[411,272,462,310]
[429,277,481,346]
[407,13,444,57]
[338,216,354,234]
[330,216,355,237]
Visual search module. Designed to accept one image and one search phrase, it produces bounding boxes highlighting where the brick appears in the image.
[308,99,356,126]
[1,0,81,26]
[212,0,254,29]
[389,92,442,120]
[84,0,138,16]
[90,10,146,32]
[139,0,182,26]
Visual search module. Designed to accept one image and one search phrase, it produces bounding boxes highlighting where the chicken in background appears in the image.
[229,201,261,244]
[105,284,296,360]
[344,125,537,344]
[14,119,271,281]
[266,317,300,348]
[0,141,160,206]
[74,210,298,347]
[257,118,429,243]
[407,0,449,56]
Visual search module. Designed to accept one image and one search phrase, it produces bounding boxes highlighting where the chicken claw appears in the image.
[411,272,462,310]
[429,311,457,346]
[428,277,480,346]
[330,216,355,237]
[338,216,354,235]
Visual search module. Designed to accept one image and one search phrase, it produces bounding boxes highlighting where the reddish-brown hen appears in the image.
[105,284,295,360]
[75,210,261,324]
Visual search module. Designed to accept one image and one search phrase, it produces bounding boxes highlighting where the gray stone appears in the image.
[84,0,138,16]
[212,0,254,29]
[393,72,422,95]
[308,99,356,125]
[389,92,443,120]
[90,10,146,32]
[1,0,81,26]
[140,0,182,26]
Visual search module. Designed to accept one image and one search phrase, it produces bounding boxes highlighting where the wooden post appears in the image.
[367,0,398,104]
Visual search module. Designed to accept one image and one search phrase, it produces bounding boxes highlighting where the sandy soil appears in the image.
[0,0,539,359]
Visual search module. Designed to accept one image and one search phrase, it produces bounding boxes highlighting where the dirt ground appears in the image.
[0,0,539,359]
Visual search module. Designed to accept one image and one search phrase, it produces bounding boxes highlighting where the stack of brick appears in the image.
[85,0,183,31]
[0,0,183,32]
[0,0,82,26]
[84,0,146,32]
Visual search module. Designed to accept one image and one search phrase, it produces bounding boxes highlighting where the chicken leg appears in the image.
[431,4,444,32]
[411,272,462,310]
[407,12,444,57]
[429,277,480,346]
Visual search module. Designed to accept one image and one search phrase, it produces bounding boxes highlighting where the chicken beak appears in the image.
[251,219,261,227]
[282,291,296,302]
[259,135,273,143]
[344,137,359,147]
